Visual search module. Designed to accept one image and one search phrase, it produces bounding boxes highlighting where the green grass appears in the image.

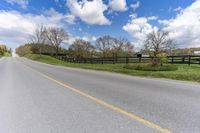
[0,52,11,58]
[4,52,12,57]
[124,64,178,71]
[25,54,200,82]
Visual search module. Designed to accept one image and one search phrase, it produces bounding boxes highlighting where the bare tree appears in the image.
[113,37,134,56]
[44,27,68,56]
[95,35,115,57]
[96,36,134,57]
[144,29,174,57]
[31,24,46,44]
[31,24,46,56]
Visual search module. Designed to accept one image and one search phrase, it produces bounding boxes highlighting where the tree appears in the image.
[0,47,4,55]
[31,24,46,56]
[144,29,174,57]
[44,27,68,56]
[15,43,65,57]
[15,44,33,56]
[0,45,11,56]
[69,39,95,59]
[96,36,134,57]
[113,37,134,56]
[0,45,5,55]
[96,35,115,57]
[31,24,46,44]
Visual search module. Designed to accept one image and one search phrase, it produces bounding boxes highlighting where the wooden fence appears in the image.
[56,56,152,64]
[53,55,200,65]
[168,55,200,65]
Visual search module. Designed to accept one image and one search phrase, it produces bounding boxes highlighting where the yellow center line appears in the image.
[21,60,172,133]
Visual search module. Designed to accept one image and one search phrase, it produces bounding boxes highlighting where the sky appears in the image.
[0,0,199,50]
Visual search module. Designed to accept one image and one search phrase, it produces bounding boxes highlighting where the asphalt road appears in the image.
[0,57,200,133]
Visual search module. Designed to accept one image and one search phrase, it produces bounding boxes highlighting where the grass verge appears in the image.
[4,52,12,57]
[124,64,178,71]
[25,54,200,82]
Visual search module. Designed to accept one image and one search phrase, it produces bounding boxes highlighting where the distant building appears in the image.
[142,55,150,57]
[132,54,150,57]
[194,51,200,55]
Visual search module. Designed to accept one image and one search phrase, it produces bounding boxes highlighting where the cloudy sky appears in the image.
[0,0,199,50]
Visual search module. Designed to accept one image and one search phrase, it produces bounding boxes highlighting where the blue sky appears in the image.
[0,0,199,50]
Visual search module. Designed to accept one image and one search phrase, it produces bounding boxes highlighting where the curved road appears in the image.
[0,57,200,133]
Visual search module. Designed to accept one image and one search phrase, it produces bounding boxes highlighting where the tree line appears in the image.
[0,45,11,56]
[16,25,177,60]
[16,25,135,58]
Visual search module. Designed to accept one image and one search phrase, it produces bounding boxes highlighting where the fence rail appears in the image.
[55,56,153,64]
[52,55,200,65]
[168,55,200,65]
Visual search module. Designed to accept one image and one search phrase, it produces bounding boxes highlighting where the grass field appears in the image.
[0,52,12,57]
[4,52,12,57]
[25,54,200,82]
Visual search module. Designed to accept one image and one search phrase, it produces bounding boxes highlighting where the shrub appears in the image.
[124,64,178,71]
[157,53,168,65]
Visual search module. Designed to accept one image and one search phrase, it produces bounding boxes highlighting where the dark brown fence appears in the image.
[39,52,200,65]
[56,56,154,64]
[53,55,200,65]
[168,55,200,65]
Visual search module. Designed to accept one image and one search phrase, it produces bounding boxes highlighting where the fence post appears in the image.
[182,57,185,64]
[139,57,141,63]
[112,54,115,64]
[188,55,191,66]
[171,57,174,64]
[126,56,129,64]
[102,58,104,64]
[90,58,93,64]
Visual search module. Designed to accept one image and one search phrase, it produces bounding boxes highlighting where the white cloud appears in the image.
[66,0,111,25]
[44,8,76,24]
[67,35,97,45]
[147,16,158,21]
[174,6,182,12]
[0,9,72,49]
[129,13,137,19]
[123,17,157,49]
[130,1,140,10]
[125,0,200,49]
[109,0,128,12]
[81,36,97,42]
[64,14,76,24]
[158,19,172,25]
[4,0,29,9]
[160,0,200,48]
